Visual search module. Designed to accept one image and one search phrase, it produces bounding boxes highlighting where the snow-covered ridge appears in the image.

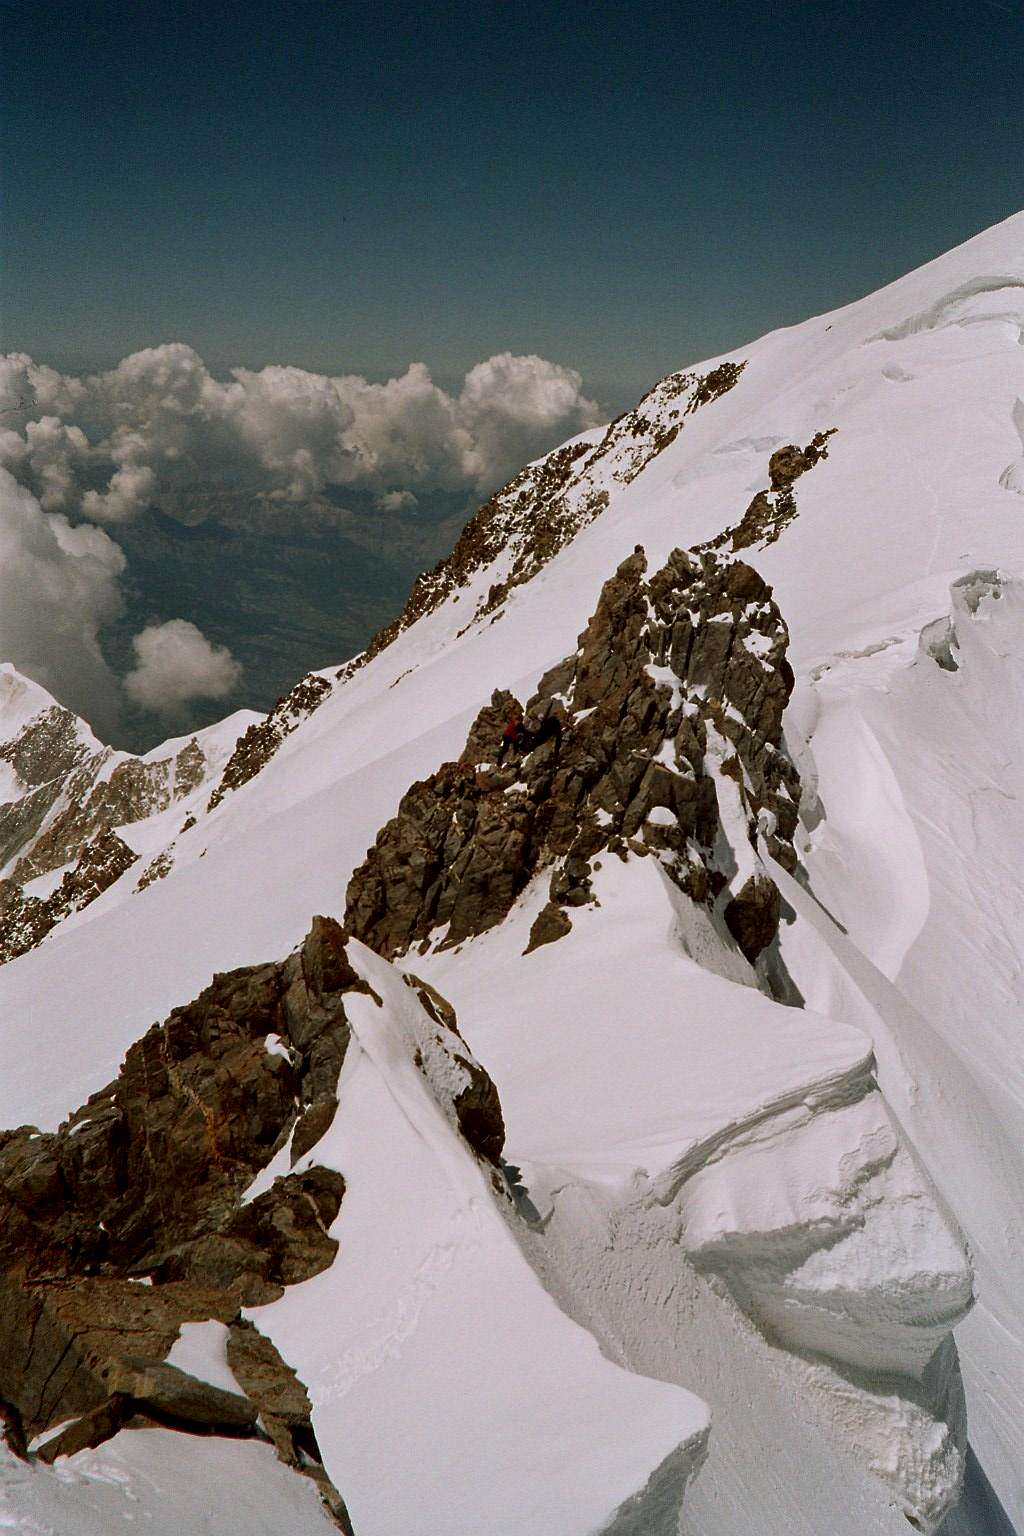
[0,669,259,960]
[337,357,746,679]
[1,210,1024,1533]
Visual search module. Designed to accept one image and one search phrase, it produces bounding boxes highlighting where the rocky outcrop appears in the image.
[345,545,800,968]
[0,828,138,964]
[0,915,501,1530]
[338,362,746,681]
[0,917,359,1522]
[12,746,200,883]
[401,972,506,1163]
[701,429,837,553]
[207,672,332,810]
[0,687,215,965]
[0,731,210,887]
[0,703,92,789]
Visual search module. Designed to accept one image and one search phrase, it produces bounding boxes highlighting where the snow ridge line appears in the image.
[643,1047,877,1210]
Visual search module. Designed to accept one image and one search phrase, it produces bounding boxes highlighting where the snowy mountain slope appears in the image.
[247,940,709,1536]
[0,665,260,962]
[1,211,1023,1532]
[773,566,1024,1526]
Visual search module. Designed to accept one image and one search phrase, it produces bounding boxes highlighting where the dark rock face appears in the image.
[702,429,837,553]
[0,917,363,1524]
[0,702,211,966]
[0,704,91,789]
[207,673,332,810]
[346,545,801,967]
[0,828,138,964]
[0,915,501,1532]
[338,361,747,682]
[724,873,782,964]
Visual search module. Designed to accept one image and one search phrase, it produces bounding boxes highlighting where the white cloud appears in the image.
[0,345,601,738]
[0,344,602,518]
[457,352,599,486]
[375,489,419,513]
[124,619,243,714]
[0,467,125,733]
[82,461,157,524]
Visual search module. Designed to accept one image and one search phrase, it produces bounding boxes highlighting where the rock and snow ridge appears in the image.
[344,545,802,971]
[1,210,1024,1532]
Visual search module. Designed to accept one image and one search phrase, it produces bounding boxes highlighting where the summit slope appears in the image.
[1,211,1023,1532]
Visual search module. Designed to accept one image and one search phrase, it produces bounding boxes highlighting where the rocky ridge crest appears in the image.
[207,672,333,810]
[345,544,800,969]
[0,915,503,1529]
[338,361,746,681]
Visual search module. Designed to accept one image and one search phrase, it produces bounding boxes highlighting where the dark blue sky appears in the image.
[4,0,1023,407]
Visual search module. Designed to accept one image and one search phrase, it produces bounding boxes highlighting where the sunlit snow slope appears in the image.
[1,211,1023,1534]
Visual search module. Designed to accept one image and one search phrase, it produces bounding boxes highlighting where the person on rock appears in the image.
[496,707,563,765]
[529,711,563,754]
[496,709,527,765]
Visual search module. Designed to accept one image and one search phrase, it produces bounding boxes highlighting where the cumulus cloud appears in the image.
[0,344,600,740]
[0,467,125,733]
[124,619,243,714]
[0,343,602,521]
[375,489,419,513]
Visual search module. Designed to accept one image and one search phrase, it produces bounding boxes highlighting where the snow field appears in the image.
[2,211,1024,1531]
[246,942,710,1536]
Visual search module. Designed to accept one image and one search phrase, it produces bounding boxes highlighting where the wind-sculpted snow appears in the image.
[2,211,1024,1533]
[416,851,973,1531]
[777,567,1024,1528]
[869,275,1024,343]
[247,939,710,1536]
[998,397,1024,494]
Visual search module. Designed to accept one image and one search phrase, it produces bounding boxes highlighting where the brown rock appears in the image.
[338,359,746,683]
[524,902,573,953]
[208,674,331,810]
[291,1098,339,1165]
[724,873,782,962]
[346,544,801,981]
[96,1357,257,1432]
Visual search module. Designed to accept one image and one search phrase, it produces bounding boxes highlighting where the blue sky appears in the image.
[4,0,1023,407]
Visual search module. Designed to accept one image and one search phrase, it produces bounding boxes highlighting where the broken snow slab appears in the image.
[0,1430,337,1535]
[246,941,709,1536]
[425,856,876,1193]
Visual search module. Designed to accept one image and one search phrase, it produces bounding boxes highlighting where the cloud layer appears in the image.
[0,343,601,741]
[124,620,243,715]
[0,345,601,521]
[0,467,125,735]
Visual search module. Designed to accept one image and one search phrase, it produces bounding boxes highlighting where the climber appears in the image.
[496,707,564,765]
[496,709,527,765]
[529,712,563,753]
